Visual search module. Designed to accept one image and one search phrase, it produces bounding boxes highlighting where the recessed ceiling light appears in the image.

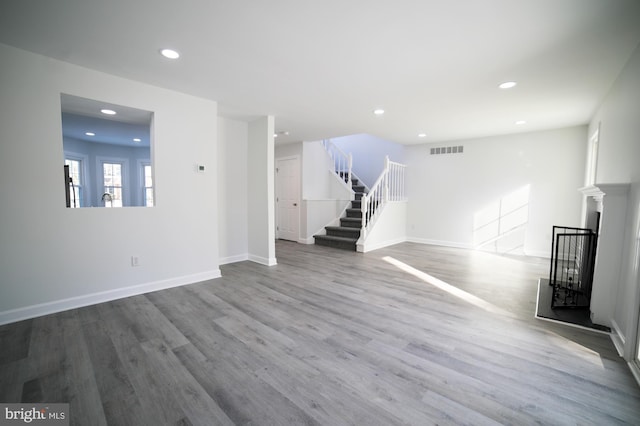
[85,132,95,136]
[133,138,142,142]
[499,81,517,89]
[273,133,278,138]
[160,48,180,59]
[100,109,116,115]
[515,120,527,125]
[373,109,385,115]
[418,133,427,138]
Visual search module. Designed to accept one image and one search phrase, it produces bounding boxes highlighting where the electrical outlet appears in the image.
[131,256,140,267]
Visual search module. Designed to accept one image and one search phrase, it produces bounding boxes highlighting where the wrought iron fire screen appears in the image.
[548,226,597,309]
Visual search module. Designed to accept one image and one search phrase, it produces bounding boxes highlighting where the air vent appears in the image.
[430,145,464,155]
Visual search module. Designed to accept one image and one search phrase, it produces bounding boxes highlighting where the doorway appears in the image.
[276,156,300,242]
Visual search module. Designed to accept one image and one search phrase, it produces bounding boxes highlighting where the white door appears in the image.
[276,156,300,242]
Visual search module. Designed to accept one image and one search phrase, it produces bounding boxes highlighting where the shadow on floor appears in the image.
[536,278,610,333]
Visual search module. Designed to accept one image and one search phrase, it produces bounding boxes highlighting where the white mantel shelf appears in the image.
[579,183,630,199]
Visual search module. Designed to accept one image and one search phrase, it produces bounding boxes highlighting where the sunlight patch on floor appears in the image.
[541,329,605,369]
[382,256,513,318]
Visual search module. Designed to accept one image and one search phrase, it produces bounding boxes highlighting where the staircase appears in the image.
[313,140,406,252]
[313,175,366,251]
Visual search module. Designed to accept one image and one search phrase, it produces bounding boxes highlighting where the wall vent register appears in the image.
[430,146,464,155]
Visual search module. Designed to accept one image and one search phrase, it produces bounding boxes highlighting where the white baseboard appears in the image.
[407,237,550,259]
[219,253,249,265]
[629,361,640,388]
[248,254,277,266]
[610,319,626,357]
[358,237,407,253]
[406,237,473,250]
[0,270,222,326]
[276,237,314,245]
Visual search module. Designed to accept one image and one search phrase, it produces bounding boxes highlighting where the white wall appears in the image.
[275,141,302,160]
[302,141,335,200]
[588,42,640,362]
[275,141,354,243]
[406,126,587,256]
[218,117,249,264]
[358,202,408,253]
[247,116,276,266]
[0,43,220,324]
[590,46,640,185]
[332,134,405,188]
[301,141,352,242]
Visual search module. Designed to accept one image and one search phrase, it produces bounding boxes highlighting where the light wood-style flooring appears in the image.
[1,241,639,425]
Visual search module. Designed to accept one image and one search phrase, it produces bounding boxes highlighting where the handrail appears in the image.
[360,156,407,239]
[322,139,352,187]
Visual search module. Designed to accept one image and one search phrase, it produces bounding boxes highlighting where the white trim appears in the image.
[275,155,301,242]
[219,253,249,265]
[137,159,153,207]
[406,237,473,250]
[585,126,599,186]
[64,150,90,207]
[610,319,626,357]
[534,314,611,335]
[408,237,549,259]
[304,198,353,202]
[579,182,631,198]
[96,155,130,207]
[629,361,640,388]
[248,254,277,266]
[0,270,221,326]
[357,236,407,253]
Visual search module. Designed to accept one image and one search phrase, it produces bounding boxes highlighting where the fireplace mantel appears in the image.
[579,183,630,328]
[579,183,630,200]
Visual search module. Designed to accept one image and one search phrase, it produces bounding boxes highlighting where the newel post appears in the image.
[360,192,368,238]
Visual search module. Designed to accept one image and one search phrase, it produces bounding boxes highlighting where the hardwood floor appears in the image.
[1,241,639,425]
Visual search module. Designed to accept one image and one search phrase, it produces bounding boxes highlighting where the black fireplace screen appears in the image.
[548,226,597,309]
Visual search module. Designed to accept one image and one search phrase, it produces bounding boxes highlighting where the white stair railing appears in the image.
[322,139,352,187]
[361,156,407,239]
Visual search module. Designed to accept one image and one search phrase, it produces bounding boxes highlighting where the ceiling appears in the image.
[1,0,640,145]
[61,94,152,147]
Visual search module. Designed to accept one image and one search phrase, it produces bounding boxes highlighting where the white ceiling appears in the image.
[60,94,152,147]
[1,0,639,145]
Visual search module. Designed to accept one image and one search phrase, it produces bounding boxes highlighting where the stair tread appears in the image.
[314,235,358,243]
[325,228,361,236]
[325,226,359,231]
